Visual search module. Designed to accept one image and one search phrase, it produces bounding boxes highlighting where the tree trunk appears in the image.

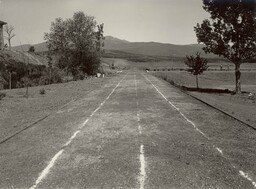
[235,63,241,93]
[8,39,11,50]
[49,68,52,84]
[196,75,199,89]
[9,72,11,89]
[66,56,69,82]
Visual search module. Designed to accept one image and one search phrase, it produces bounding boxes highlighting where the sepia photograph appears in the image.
[0,0,256,188]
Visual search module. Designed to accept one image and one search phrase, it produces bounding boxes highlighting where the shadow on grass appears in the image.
[154,74,251,95]
[180,86,251,95]
[180,86,233,94]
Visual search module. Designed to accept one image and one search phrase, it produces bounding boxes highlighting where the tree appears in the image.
[4,25,15,50]
[194,0,256,93]
[44,12,104,78]
[185,52,208,89]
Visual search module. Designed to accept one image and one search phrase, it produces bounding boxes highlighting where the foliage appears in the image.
[28,46,35,53]
[185,53,208,75]
[194,0,256,93]
[44,11,104,78]
[185,53,208,89]
[39,88,45,95]
[0,56,63,89]
[0,92,6,100]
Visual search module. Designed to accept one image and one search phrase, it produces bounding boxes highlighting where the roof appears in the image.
[0,20,7,26]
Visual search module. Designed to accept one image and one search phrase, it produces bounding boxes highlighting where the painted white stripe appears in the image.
[30,150,64,189]
[239,171,256,188]
[216,147,223,155]
[143,74,210,140]
[134,74,146,189]
[80,118,89,128]
[64,130,81,146]
[137,113,140,122]
[139,144,146,189]
[138,125,142,135]
[30,73,128,189]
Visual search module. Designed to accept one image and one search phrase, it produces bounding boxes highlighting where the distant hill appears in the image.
[0,50,48,66]
[13,42,48,52]
[13,36,218,58]
[103,36,217,58]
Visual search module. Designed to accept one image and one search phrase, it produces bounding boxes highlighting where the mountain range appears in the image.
[13,36,217,58]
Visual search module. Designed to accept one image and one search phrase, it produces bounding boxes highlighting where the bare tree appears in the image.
[4,25,15,50]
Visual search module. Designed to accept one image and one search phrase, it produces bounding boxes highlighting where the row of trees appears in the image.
[44,11,104,79]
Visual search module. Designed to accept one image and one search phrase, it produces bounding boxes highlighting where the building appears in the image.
[0,20,7,50]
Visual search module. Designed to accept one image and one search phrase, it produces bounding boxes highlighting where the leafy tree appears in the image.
[44,12,104,78]
[4,25,15,50]
[194,0,256,93]
[185,52,208,89]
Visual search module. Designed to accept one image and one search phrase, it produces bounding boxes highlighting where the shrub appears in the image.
[28,46,35,53]
[0,92,6,100]
[39,88,45,95]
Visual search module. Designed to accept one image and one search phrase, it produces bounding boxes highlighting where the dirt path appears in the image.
[0,71,256,189]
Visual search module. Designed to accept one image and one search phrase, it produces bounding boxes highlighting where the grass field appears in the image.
[144,60,256,127]
[153,70,256,93]
[130,59,256,72]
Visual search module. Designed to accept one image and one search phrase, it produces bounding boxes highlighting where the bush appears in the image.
[39,88,45,95]
[28,46,35,53]
[0,92,6,100]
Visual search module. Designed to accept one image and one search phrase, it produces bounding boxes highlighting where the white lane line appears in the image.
[137,113,140,122]
[134,74,146,189]
[64,130,81,147]
[216,147,223,155]
[144,74,256,188]
[239,171,256,188]
[30,150,64,189]
[214,145,256,188]
[30,73,128,189]
[79,118,89,129]
[138,125,142,135]
[143,74,210,140]
[139,144,146,189]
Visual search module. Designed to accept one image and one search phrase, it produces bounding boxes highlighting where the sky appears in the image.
[0,0,210,46]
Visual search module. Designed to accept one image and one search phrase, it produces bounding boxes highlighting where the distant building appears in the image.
[0,20,7,50]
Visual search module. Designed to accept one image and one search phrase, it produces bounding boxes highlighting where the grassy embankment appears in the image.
[0,57,129,142]
[0,75,114,142]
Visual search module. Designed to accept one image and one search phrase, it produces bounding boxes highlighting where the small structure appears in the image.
[0,20,7,50]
